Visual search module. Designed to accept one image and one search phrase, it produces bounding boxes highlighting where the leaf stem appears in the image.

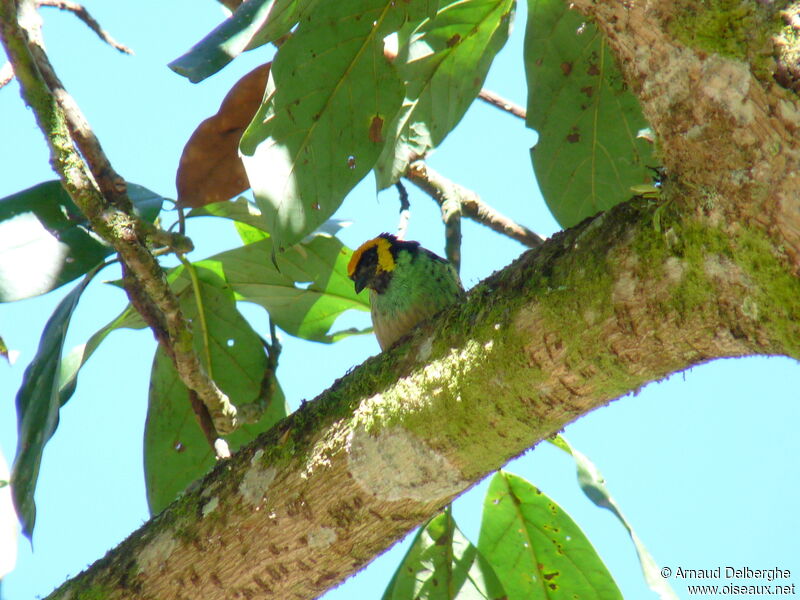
[178,254,212,379]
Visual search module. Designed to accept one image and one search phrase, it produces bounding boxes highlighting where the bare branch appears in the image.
[0,0,237,434]
[405,161,545,249]
[478,89,526,120]
[37,0,133,54]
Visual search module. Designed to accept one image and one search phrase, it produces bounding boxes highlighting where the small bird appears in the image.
[347,233,465,350]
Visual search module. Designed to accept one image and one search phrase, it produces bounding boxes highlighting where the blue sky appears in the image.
[1,2,799,598]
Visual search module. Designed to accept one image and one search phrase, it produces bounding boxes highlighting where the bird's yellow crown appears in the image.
[347,234,398,278]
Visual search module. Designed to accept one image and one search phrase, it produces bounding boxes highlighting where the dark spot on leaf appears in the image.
[312,202,321,210]
[347,155,356,169]
[446,33,461,47]
[587,63,600,76]
[560,62,572,76]
[548,583,558,590]
[566,129,581,143]
[174,441,185,452]
[535,57,543,66]
[543,571,559,580]
[369,115,384,143]
[580,85,593,97]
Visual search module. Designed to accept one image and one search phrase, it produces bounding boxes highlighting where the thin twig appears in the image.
[0,0,237,434]
[37,0,133,54]
[0,61,12,89]
[395,181,410,240]
[405,161,545,249]
[478,89,526,120]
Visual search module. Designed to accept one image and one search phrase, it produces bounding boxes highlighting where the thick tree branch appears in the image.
[569,0,800,272]
[45,197,800,599]
[405,161,546,249]
[0,0,238,433]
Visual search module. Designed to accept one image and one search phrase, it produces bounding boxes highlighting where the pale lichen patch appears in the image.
[701,56,755,125]
[136,531,177,574]
[348,426,466,502]
[612,271,638,304]
[239,449,277,506]
[778,97,800,129]
[703,254,744,285]
[201,496,219,518]
[663,257,686,284]
[417,336,434,362]
[307,526,337,549]
[742,296,759,320]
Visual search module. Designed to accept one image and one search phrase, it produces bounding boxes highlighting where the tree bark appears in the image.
[49,198,799,599]
[40,1,800,598]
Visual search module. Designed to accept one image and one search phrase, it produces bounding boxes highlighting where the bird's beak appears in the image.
[353,273,368,295]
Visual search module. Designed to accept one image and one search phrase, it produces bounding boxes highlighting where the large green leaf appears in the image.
[478,471,622,600]
[376,0,516,189]
[524,0,654,227]
[169,0,307,83]
[10,270,100,539]
[200,233,369,342]
[549,436,678,600]
[0,181,164,302]
[144,265,287,514]
[239,0,436,248]
[383,509,506,600]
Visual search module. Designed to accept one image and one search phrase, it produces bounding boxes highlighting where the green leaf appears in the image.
[169,0,307,83]
[549,436,678,600]
[0,181,164,302]
[376,0,516,189]
[10,269,100,539]
[201,231,370,342]
[524,0,655,227]
[383,509,506,600]
[478,471,622,600]
[240,0,436,248]
[144,265,287,514]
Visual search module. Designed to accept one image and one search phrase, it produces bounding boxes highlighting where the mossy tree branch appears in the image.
[0,0,238,434]
[46,196,800,599]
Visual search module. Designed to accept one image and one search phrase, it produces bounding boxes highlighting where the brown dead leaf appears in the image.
[176,63,270,208]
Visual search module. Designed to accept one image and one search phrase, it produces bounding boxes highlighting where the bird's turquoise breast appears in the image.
[372,249,463,323]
